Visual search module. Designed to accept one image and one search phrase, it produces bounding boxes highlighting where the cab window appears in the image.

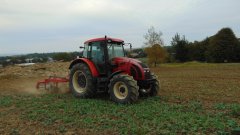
[82,43,90,58]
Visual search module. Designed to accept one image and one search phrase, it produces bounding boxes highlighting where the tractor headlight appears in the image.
[143,69,151,79]
[144,69,150,72]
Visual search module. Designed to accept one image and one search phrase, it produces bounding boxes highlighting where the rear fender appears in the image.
[69,58,99,77]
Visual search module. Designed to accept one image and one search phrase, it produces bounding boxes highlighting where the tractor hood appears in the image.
[112,57,149,80]
[112,57,142,66]
[112,57,149,70]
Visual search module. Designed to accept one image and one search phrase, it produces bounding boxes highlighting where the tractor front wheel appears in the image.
[69,63,96,98]
[139,74,160,97]
[108,74,139,104]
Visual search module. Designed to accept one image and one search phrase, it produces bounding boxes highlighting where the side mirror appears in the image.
[124,43,132,50]
[79,46,85,49]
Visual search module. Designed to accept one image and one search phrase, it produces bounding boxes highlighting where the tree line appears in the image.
[169,28,240,63]
[143,27,240,66]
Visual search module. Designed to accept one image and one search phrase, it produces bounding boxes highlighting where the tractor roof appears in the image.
[84,37,124,44]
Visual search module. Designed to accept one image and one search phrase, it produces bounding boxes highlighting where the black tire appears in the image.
[108,74,139,104]
[69,63,96,98]
[139,74,160,97]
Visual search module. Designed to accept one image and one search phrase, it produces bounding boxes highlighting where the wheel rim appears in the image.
[72,71,87,93]
[113,81,128,99]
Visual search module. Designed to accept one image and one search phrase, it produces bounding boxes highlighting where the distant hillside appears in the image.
[0,52,81,67]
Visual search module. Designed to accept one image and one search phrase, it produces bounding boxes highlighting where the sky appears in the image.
[0,0,239,55]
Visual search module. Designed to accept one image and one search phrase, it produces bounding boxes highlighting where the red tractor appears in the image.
[69,36,160,104]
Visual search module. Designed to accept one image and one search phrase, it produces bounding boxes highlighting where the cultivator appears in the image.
[36,75,69,90]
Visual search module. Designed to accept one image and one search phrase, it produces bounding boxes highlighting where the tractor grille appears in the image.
[144,69,151,79]
[138,62,151,79]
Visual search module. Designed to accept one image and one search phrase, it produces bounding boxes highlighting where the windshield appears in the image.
[108,42,125,59]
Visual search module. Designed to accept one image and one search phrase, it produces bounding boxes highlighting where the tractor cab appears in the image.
[81,37,126,75]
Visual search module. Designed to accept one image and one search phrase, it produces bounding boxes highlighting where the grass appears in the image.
[214,103,240,117]
[0,96,13,107]
[0,94,239,134]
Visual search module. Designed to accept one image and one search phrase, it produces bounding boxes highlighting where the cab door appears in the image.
[89,42,106,74]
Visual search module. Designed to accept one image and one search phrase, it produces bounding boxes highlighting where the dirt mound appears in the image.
[0,62,70,95]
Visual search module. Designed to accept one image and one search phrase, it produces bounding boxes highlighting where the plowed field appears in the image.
[0,62,239,134]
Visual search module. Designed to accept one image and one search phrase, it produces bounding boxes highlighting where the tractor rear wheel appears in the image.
[69,63,96,98]
[108,74,139,104]
[139,74,160,97]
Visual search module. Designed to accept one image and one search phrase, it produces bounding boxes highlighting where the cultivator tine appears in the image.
[36,81,47,90]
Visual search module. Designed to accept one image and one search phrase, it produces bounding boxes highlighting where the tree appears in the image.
[144,26,164,46]
[163,46,175,62]
[206,28,240,62]
[145,44,167,67]
[171,33,181,46]
[143,26,167,66]
[171,33,189,62]
[53,52,72,62]
[188,38,209,62]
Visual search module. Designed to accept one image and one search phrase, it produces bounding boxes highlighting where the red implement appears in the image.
[36,75,69,90]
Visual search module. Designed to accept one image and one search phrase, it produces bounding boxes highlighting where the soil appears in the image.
[152,65,240,105]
